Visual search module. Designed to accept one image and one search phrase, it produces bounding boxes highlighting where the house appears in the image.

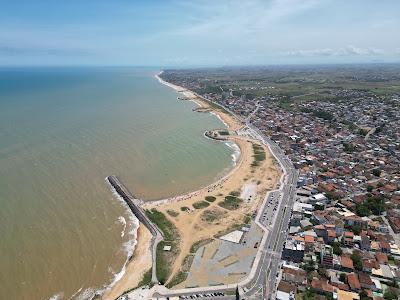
[277,281,296,300]
[327,230,337,243]
[337,290,360,300]
[375,252,388,264]
[343,232,354,247]
[282,267,307,284]
[380,241,391,254]
[311,278,336,294]
[282,237,305,263]
[321,245,334,268]
[358,272,376,291]
[362,259,378,272]
[360,233,371,250]
[347,273,361,291]
[340,255,354,272]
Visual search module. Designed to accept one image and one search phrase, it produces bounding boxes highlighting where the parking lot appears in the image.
[177,223,263,289]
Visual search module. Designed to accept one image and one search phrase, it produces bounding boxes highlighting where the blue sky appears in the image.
[1,0,399,66]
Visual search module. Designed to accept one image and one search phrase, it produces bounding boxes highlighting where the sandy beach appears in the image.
[149,72,280,286]
[102,225,152,300]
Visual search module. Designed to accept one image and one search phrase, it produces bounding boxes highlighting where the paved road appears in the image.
[242,123,298,300]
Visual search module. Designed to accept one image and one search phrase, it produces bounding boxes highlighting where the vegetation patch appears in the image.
[313,109,334,121]
[218,195,243,210]
[205,195,217,202]
[180,206,190,212]
[190,238,214,254]
[166,270,188,288]
[201,208,226,223]
[251,143,266,167]
[166,209,179,217]
[192,200,210,209]
[244,214,252,224]
[145,209,180,284]
[145,208,179,241]
[229,190,240,197]
[219,130,229,136]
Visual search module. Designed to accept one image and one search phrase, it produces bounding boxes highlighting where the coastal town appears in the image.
[157,66,400,300]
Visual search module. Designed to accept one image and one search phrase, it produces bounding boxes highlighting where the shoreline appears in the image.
[105,71,279,297]
[102,224,152,300]
[102,71,242,299]
[151,72,280,286]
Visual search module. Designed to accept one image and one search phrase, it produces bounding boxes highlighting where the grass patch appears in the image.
[229,191,240,197]
[193,201,210,209]
[244,214,252,224]
[190,238,214,254]
[155,241,171,284]
[145,209,180,284]
[251,143,266,167]
[205,195,217,202]
[218,195,243,210]
[219,130,229,136]
[166,270,188,288]
[166,210,179,217]
[145,209,178,241]
[201,208,226,223]
[180,206,190,212]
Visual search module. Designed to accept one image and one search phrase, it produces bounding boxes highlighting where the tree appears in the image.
[318,267,328,278]
[351,252,363,271]
[332,242,343,255]
[352,225,362,235]
[356,203,371,217]
[360,289,372,300]
[372,169,382,177]
[367,185,374,192]
[304,288,316,300]
[384,288,397,300]
[339,273,346,282]
[326,292,334,300]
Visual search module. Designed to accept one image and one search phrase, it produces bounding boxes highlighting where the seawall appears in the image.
[106,175,163,284]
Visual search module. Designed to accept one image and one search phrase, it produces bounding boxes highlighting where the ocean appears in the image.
[0,67,233,299]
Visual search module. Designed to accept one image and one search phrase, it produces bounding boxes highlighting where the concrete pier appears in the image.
[106,175,163,284]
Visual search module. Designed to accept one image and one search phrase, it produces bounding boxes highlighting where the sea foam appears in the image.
[79,179,141,299]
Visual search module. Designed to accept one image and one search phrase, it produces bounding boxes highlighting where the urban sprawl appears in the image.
[161,65,400,300]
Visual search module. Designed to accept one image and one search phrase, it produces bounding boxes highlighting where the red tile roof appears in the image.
[347,273,361,290]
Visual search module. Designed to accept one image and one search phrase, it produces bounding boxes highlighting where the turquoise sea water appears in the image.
[0,67,233,299]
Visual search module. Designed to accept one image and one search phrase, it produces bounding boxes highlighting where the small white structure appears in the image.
[163,245,172,251]
[219,230,244,244]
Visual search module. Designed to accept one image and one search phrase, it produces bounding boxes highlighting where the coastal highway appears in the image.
[245,123,298,300]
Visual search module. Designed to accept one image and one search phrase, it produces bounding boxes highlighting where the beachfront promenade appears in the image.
[119,85,298,299]
[106,175,163,284]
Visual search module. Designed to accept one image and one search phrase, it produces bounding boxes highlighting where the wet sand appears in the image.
[102,225,152,300]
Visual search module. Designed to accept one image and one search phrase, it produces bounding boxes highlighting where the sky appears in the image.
[0,0,399,66]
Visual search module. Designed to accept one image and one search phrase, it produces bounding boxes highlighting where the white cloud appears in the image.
[283,46,385,57]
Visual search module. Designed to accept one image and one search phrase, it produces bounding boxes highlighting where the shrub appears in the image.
[205,196,217,202]
[218,195,242,210]
[167,210,179,217]
[193,201,210,209]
